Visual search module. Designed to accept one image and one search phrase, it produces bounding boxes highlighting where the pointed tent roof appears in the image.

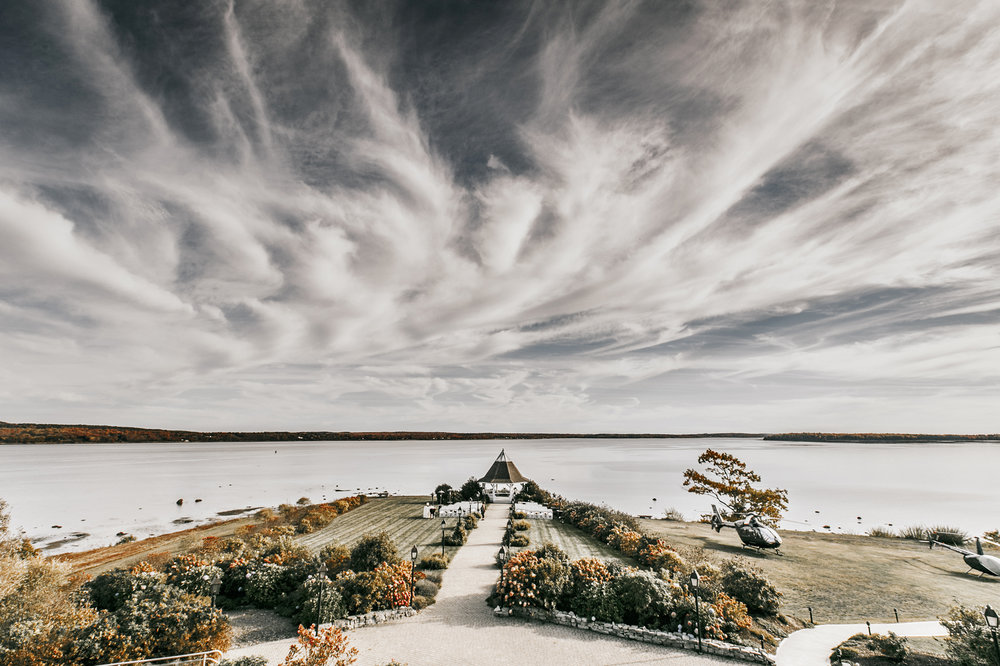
[478,449,527,484]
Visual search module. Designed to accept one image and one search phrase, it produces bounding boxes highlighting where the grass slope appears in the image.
[520,518,631,564]
[56,516,257,576]
[296,496,464,560]
[640,519,1000,623]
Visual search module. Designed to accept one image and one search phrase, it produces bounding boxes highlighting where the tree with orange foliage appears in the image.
[280,624,358,666]
[682,449,788,524]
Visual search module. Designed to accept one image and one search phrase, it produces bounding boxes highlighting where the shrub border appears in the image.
[494,606,775,664]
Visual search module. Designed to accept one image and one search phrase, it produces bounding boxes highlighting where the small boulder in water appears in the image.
[195,498,202,503]
[51,525,62,529]
[176,498,184,506]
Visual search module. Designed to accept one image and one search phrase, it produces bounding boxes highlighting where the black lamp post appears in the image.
[317,562,328,627]
[498,546,508,590]
[440,518,447,555]
[985,605,1000,665]
[690,569,702,653]
[208,572,222,608]
[410,545,418,605]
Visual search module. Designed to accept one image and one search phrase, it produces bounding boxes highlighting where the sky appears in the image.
[1,0,998,434]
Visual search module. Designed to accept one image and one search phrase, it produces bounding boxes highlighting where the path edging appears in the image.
[495,606,775,664]
[321,606,417,630]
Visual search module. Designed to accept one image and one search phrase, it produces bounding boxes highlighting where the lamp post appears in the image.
[690,569,702,653]
[985,605,1000,665]
[208,572,222,608]
[410,545,418,606]
[497,546,508,591]
[317,562,328,627]
[440,518,447,556]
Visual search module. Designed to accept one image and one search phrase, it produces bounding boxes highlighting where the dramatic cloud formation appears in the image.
[1,0,998,432]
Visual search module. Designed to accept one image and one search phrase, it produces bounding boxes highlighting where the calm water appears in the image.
[1,438,997,553]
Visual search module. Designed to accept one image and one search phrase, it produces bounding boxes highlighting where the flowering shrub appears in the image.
[564,558,617,619]
[320,544,352,575]
[608,526,642,556]
[293,578,346,626]
[560,501,641,554]
[334,561,413,615]
[377,561,414,609]
[636,540,687,573]
[497,548,570,609]
[442,523,467,546]
[669,589,723,639]
[165,554,223,596]
[296,505,340,534]
[711,592,752,638]
[350,532,401,571]
[245,562,308,609]
[0,508,96,666]
[219,558,253,602]
[506,533,529,547]
[512,520,530,532]
[76,576,231,662]
[720,559,781,616]
[462,514,479,530]
[418,553,449,570]
[611,569,678,627]
[280,624,357,666]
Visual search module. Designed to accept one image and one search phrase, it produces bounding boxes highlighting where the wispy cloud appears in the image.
[0,0,998,432]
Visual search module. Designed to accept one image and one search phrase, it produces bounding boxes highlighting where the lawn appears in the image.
[518,517,631,564]
[296,495,465,561]
[58,495,462,575]
[639,518,1000,624]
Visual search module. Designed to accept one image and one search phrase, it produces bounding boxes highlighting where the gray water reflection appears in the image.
[1,438,997,553]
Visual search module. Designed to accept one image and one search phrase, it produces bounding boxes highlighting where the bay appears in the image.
[1,437,997,554]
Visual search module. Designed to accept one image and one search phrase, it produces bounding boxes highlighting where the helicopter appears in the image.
[926,533,1000,577]
[709,504,783,553]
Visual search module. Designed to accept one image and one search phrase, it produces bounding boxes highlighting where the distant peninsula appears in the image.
[2,423,996,444]
[764,432,999,443]
[0,422,763,444]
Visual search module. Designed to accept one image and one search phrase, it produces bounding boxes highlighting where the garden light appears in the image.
[410,545,418,605]
[317,561,328,627]
[986,605,1000,664]
[209,573,222,608]
[690,569,702,653]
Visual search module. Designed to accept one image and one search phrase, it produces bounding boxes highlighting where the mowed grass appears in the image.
[517,518,631,564]
[297,495,464,560]
[639,518,1000,624]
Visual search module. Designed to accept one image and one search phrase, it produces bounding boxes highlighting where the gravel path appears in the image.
[225,505,734,665]
[775,620,946,666]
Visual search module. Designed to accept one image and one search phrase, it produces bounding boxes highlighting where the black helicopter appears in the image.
[709,504,783,553]
[926,533,1000,577]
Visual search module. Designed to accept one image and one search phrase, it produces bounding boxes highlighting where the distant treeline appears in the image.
[764,432,1000,443]
[0,422,764,444]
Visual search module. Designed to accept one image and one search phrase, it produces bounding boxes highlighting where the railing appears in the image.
[97,650,223,666]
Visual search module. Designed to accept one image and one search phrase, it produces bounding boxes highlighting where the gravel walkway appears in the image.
[225,505,734,665]
[775,620,946,666]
